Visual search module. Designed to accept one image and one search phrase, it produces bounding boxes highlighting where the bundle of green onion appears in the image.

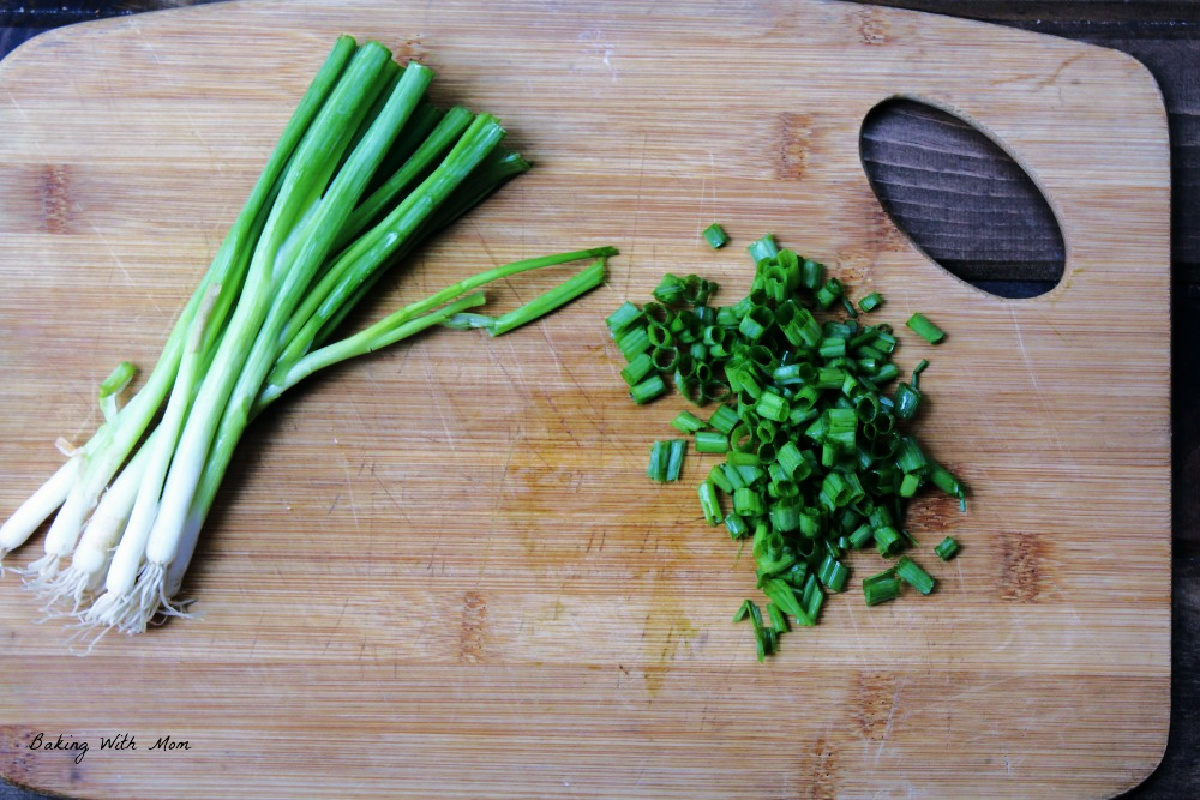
[608,232,964,660]
[0,37,614,638]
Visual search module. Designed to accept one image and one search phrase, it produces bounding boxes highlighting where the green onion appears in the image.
[630,375,667,405]
[895,556,936,595]
[935,536,960,560]
[894,360,928,421]
[732,487,765,516]
[708,404,740,434]
[766,602,788,634]
[874,526,904,557]
[647,439,687,482]
[703,223,729,249]
[815,277,843,309]
[666,439,687,481]
[725,514,750,540]
[698,480,723,525]
[616,325,651,360]
[768,500,800,532]
[859,292,883,312]
[695,430,729,453]
[906,312,946,344]
[817,554,849,593]
[606,301,642,333]
[2,38,618,637]
[929,463,968,510]
[653,273,688,305]
[895,436,927,473]
[708,464,734,494]
[899,472,921,498]
[621,352,654,386]
[671,410,707,434]
[747,233,779,263]
[849,524,874,549]
[863,570,902,606]
[97,362,138,423]
[761,577,807,622]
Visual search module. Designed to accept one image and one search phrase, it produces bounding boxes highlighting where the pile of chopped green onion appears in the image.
[608,232,965,659]
[0,37,614,640]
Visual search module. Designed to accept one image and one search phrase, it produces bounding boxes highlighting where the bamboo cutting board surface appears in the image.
[0,2,1171,798]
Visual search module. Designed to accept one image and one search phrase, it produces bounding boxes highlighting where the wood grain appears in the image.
[0,2,1171,798]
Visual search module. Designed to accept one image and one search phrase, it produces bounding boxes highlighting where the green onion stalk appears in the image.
[0,37,615,639]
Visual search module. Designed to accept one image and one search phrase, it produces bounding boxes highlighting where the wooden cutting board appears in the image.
[0,1,1171,798]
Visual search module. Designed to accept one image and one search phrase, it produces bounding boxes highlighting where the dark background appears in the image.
[0,1,1195,798]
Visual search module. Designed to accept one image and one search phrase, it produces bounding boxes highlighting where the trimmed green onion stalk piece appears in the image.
[935,536,960,560]
[0,37,617,644]
[863,570,902,606]
[607,228,968,659]
[703,223,729,249]
[906,312,946,344]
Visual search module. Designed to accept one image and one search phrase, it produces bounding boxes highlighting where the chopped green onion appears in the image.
[616,325,651,360]
[863,570,901,606]
[817,554,849,593]
[732,599,753,622]
[621,352,654,386]
[651,345,680,372]
[930,464,968,511]
[671,410,707,434]
[708,404,740,434]
[768,501,801,532]
[725,513,750,540]
[647,438,687,482]
[698,480,723,525]
[895,436,927,473]
[722,463,746,491]
[732,487,765,516]
[747,233,779,263]
[666,439,687,481]
[708,464,734,494]
[608,232,968,659]
[895,556,936,595]
[630,375,667,405]
[815,277,843,309]
[934,536,960,560]
[766,601,788,633]
[703,223,729,249]
[906,312,946,344]
[761,577,806,622]
[858,292,883,312]
[849,524,874,549]
[695,430,729,453]
[755,391,790,423]
[874,526,903,557]
[802,575,825,620]
[647,440,668,482]
[605,300,641,332]
[653,273,688,305]
[894,381,922,421]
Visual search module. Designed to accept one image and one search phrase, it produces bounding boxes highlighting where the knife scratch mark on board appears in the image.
[131,18,214,159]
[1008,305,1066,456]
[420,346,458,453]
[340,453,361,532]
[871,678,905,765]
[623,132,650,300]
[86,219,147,306]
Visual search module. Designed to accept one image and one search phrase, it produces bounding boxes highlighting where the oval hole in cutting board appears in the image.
[860,98,1065,299]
